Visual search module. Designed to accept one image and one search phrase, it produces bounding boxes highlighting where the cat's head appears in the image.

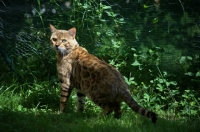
[50,24,79,56]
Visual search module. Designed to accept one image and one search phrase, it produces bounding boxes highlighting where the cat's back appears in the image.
[74,46,117,74]
[73,46,126,87]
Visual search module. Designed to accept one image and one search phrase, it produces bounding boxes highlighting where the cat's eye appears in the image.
[52,38,57,42]
[62,39,67,43]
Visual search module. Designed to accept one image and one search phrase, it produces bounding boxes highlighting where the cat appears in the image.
[49,24,157,123]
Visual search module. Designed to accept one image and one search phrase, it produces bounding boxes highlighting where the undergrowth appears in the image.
[0,87,199,132]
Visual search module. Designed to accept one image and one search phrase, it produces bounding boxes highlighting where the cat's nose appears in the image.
[55,44,59,48]
[55,45,59,50]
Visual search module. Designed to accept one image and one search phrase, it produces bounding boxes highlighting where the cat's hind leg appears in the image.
[98,102,114,116]
[114,102,122,118]
[76,91,86,112]
[103,106,114,115]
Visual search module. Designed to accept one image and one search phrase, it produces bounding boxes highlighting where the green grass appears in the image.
[0,87,199,132]
[0,108,199,132]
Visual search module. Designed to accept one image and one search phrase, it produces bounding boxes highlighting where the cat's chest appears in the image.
[57,58,74,76]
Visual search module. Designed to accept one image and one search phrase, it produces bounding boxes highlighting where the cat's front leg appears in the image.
[60,83,72,113]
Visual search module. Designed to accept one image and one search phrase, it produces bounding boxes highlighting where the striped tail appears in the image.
[121,89,157,123]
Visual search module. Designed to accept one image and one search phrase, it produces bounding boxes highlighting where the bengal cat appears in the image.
[49,24,157,123]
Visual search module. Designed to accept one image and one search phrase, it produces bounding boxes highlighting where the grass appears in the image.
[0,108,199,132]
[0,85,199,132]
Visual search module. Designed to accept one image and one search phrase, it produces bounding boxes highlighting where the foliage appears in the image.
[119,47,200,118]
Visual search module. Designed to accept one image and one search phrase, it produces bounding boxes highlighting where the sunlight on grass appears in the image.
[0,108,199,132]
[0,89,199,132]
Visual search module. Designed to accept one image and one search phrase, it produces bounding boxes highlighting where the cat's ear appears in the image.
[68,27,76,38]
[50,24,57,33]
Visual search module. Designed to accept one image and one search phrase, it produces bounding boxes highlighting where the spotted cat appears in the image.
[49,24,157,123]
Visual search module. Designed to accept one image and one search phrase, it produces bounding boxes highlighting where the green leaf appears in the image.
[161,96,166,100]
[131,48,136,51]
[179,56,186,64]
[158,78,164,83]
[170,81,177,85]
[133,53,138,57]
[195,71,200,77]
[143,4,149,9]
[166,82,170,87]
[100,19,106,22]
[149,49,154,55]
[156,84,163,91]
[102,5,111,10]
[144,93,150,102]
[106,11,117,17]
[185,72,193,76]
[186,56,192,60]
[150,97,156,103]
[119,18,124,21]
[131,60,141,66]
[17,105,23,111]
[153,17,158,24]
[82,4,88,9]
[96,32,101,36]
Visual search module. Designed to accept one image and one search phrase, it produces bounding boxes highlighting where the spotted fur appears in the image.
[50,24,157,123]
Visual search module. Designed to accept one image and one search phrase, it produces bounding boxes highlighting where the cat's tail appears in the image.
[121,89,157,123]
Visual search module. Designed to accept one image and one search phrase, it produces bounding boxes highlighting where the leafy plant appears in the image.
[179,90,200,117]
